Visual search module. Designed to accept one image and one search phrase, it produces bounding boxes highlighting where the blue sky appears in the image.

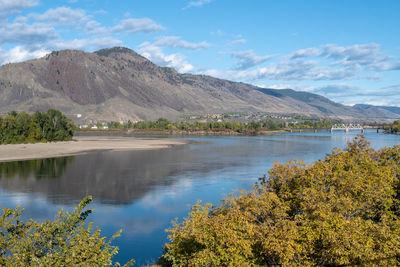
[1,0,400,106]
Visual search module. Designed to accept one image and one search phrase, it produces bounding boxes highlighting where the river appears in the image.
[0,131,399,265]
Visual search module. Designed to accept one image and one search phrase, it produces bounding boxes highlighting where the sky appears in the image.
[0,0,400,106]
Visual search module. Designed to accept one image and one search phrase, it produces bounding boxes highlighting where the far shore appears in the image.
[0,136,188,162]
[76,128,289,136]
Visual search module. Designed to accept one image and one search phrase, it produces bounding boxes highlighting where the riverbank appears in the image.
[0,136,187,162]
[77,129,288,136]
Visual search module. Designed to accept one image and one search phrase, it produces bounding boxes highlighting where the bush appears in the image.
[0,196,134,266]
[162,136,400,266]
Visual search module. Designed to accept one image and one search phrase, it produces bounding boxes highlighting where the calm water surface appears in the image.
[1,131,400,265]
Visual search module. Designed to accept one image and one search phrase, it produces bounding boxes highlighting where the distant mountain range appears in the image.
[0,47,398,123]
[353,104,400,118]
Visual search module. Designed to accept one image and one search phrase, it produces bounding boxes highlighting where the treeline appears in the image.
[133,118,265,133]
[287,118,338,129]
[102,118,338,133]
[0,110,75,144]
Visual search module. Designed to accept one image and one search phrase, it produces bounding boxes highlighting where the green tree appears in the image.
[391,120,400,133]
[162,136,400,266]
[0,196,134,266]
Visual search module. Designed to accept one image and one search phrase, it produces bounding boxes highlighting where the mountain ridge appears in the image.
[0,47,398,123]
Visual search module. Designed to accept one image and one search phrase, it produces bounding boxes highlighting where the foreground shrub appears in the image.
[0,196,134,266]
[162,136,400,266]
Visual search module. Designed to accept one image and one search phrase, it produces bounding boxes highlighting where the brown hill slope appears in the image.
[0,47,396,122]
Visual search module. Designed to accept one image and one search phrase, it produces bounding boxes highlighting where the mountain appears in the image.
[354,104,400,118]
[0,47,397,123]
[256,88,360,117]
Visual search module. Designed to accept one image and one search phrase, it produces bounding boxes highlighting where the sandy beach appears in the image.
[0,136,187,162]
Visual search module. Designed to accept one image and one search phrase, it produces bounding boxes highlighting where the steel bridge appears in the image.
[331,124,385,133]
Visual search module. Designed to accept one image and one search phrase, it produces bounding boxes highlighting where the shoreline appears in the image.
[0,136,188,162]
[76,129,288,136]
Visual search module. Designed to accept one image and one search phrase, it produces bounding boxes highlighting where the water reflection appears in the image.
[0,146,195,204]
[1,133,399,207]
[0,157,75,180]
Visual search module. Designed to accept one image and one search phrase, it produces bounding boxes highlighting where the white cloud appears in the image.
[183,0,213,9]
[381,84,400,90]
[0,4,165,64]
[0,46,49,65]
[52,37,123,51]
[201,43,400,84]
[288,43,400,72]
[82,20,107,34]
[112,18,165,34]
[0,0,38,18]
[322,43,380,61]
[29,6,88,26]
[201,58,357,82]
[0,21,57,45]
[135,36,210,72]
[231,50,273,70]
[153,36,210,50]
[210,29,224,36]
[289,47,320,59]
[228,38,247,45]
[0,36,123,65]
[138,42,194,73]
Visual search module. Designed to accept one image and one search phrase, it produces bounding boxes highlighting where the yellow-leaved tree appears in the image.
[162,136,400,266]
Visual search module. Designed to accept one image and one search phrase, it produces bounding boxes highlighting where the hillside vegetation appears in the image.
[162,136,400,266]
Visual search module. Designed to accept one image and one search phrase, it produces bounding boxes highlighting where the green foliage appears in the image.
[391,120,400,133]
[107,121,123,129]
[287,118,337,129]
[162,136,400,266]
[132,118,279,134]
[0,196,134,266]
[129,118,338,134]
[0,157,75,180]
[0,109,75,144]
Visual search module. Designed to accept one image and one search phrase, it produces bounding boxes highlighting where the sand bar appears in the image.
[0,136,187,162]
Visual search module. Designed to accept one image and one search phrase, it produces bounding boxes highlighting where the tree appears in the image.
[162,136,400,266]
[0,110,74,144]
[391,120,400,133]
[0,196,134,266]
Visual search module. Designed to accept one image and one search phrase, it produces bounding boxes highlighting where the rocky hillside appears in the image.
[0,47,397,123]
